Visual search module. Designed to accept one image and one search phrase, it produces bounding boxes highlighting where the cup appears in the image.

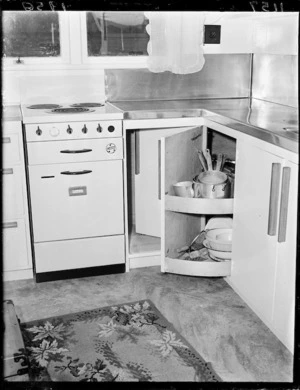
[173,181,194,198]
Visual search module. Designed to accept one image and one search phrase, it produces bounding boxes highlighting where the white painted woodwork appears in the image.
[27,138,123,165]
[228,139,298,353]
[3,269,34,282]
[135,127,195,237]
[2,133,21,165]
[2,165,25,220]
[272,160,298,353]
[2,119,33,280]
[28,160,124,242]
[34,235,125,273]
[129,252,161,269]
[164,258,231,276]
[166,196,234,214]
[3,219,31,271]
[229,140,282,325]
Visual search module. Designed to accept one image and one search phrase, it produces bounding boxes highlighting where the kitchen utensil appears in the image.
[205,228,232,251]
[198,150,208,171]
[193,177,230,199]
[173,181,194,198]
[198,170,227,185]
[215,153,223,171]
[220,154,226,171]
[209,252,230,262]
[203,240,232,260]
[205,217,233,230]
[204,149,213,171]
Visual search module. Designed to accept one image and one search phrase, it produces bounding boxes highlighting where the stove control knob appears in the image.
[36,127,42,136]
[50,126,60,137]
[97,124,102,133]
[67,125,73,134]
[108,125,115,133]
[82,125,88,134]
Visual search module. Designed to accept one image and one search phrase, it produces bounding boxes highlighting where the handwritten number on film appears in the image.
[22,2,67,11]
[249,1,284,11]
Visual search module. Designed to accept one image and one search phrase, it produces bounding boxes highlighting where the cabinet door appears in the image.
[3,219,31,271]
[135,127,196,237]
[229,140,283,325]
[272,161,298,353]
[2,165,25,220]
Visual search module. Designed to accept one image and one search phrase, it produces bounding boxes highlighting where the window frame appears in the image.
[2,12,71,69]
[79,12,148,69]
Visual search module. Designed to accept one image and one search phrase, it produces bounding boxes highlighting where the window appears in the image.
[86,12,149,57]
[3,11,61,58]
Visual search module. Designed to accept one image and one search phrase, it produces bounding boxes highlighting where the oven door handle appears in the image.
[60,170,92,175]
[60,149,92,154]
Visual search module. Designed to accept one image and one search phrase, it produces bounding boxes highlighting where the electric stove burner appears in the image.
[28,104,62,109]
[51,107,93,114]
[70,103,104,108]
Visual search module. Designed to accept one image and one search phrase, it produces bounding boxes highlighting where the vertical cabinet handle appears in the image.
[278,167,291,243]
[158,139,161,200]
[2,168,14,175]
[267,163,281,236]
[135,130,140,175]
[3,222,18,229]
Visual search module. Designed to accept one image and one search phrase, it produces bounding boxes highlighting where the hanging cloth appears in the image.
[145,12,206,75]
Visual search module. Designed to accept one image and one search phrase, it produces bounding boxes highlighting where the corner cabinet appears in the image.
[228,139,298,353]
[160,123,235,278]
[2,120,33,281]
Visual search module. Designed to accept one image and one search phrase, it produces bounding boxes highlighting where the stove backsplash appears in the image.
[105,54,252,102]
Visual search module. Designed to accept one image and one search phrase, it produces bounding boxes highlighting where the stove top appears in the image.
[28,104,62,109]
[50,107,94,114]
[21,102,123,124]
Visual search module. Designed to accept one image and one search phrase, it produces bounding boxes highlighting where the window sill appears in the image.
[3,56,148,71]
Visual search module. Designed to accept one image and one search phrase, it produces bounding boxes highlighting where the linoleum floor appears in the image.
[3,266,294,383]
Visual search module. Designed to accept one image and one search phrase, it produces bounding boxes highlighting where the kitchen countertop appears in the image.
[2,105,22,122]
[110,98,298,154]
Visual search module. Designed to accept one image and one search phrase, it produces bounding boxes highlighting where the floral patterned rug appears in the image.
[20,300,221,382]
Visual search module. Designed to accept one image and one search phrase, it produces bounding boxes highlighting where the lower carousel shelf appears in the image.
[163,256,231,277]
[165,195,234,214]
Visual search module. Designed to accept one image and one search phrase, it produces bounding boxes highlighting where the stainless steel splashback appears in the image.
[105,54,251,101]
[252,54,298,108]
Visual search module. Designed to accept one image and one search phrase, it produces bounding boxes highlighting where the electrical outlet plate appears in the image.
[204,25,221,44]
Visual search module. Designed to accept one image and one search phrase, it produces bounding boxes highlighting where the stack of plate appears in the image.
[204,227,232,262]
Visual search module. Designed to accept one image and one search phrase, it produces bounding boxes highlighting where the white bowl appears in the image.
[205,229,232,251]
[206,228,232,242]
[208,248,232,260]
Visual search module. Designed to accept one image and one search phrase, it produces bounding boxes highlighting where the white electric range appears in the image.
[21,102,126,282]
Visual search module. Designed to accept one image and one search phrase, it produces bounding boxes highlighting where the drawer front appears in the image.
[27,138,123,165]
[29,160,124,242]
[2,133,22,165]
[34,234,125,273]
[2,166,25,219]
[3,219,31,271]
[25,120,122,142]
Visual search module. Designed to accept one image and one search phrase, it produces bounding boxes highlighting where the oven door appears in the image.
[28,160,124,242]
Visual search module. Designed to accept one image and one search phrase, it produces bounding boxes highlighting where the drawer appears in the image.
[27,138,123,165]
[34,234,125,273]
[2,133,22,165]
[2,166,25,219]
[3,219,31,272]
[28,160,124,242]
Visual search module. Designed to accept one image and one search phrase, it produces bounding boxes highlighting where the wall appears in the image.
[2,12,298,105]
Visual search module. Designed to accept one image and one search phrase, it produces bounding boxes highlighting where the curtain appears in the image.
[145,12,206,75]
